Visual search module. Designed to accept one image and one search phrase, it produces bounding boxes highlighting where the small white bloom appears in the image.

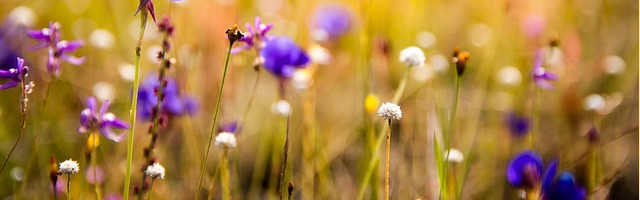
[377,102,402,120]
[604,55,625,75]
[584,94,606,112]
[399,46,426,67]
[271,100,291,116]
[214,132,237,149]
[145,163,165,179]
[496,66,522,86]
[445,148,464,163]
[59,159,79,175]
[89,29,115,49]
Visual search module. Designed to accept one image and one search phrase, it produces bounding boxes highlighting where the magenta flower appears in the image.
[27,22,85,76]
[0,57,28,90]
[232,17,274,53]
[78,97,130,142]
[532,50,557,89]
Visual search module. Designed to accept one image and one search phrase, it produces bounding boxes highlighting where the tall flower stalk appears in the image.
[124,1,156,197]
[195,24,243,199]
[0,57,32,173]
[377,102,402,200]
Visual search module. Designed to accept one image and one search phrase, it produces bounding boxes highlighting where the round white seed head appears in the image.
[214,132,237,149]
[145,163,165,179]
[58,159,79,175]
[445,148,464,163]
[399,46,426,67]
[377,102,402,120]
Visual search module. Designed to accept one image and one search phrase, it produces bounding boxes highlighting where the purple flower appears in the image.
[0,28,22,71]
[0,57,28,90]
[310,3,352,41]
[232,17,274,53]
[27,22,85,76]
[260,37,310,79]
[506,151,545,190]
[218,122,239,133]
[543,172,587,200]
[505,112,530,137]
[78,97,130,142]
[134,0,157,23]
[137,75,199,120]
[532,50,557,89]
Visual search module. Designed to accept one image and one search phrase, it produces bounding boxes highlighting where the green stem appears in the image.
[123,13,148,200]
[147,179,154,200]
[195,42,234,199]
[67,174,71,200]
[91,134,102,200]
[221,148,230,200]
[357,69,409,200]
[0,77,28,173]
[443,74,461,199]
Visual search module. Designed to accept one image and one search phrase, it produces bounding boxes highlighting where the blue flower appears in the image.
[27,22,85,76]
[506,151,545,190]
[543,172,587,200]
[78,97,130,142]
[137,75,199,120]
[260,37,310,79]
[532,49,557,89]
[505,112,530,137]
[310,3,352,41]
[0,57,28,90]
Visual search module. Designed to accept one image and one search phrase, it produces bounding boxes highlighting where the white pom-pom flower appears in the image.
[145,163,166,179]
[214,132,237,149]
[399,46,426,67]
[58,159,79,175]
[445,148,464,163]
[377,102,402,120]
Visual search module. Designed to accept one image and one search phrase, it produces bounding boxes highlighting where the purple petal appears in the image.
[506,151,544,189]
[542,72,558,81]
[100,127,126,142]
[147,1,157,24]
[60,55,85,66]
[0,81,19,90]
[57,40,84,53]
[87,97,98,112]
[183,96,199,115]
[230,44,252,54]
[99,100,111,116]
[535,79,555,90]
[105,118,130,130]
[0,70,15,79]
[245,23,255,37]
[26,29,50,41]
[541,159,559,197]
[547,172,586,200]
[26,42,49,51]
[259,24,274,37]
[133,0,152,16]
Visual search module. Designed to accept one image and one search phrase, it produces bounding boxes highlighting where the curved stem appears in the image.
[123,14,148,200]
[196,42,234,199]
[0,78,28,173]
[391,68,409,103]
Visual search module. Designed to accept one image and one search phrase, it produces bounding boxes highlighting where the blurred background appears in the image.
[0,0,637,199]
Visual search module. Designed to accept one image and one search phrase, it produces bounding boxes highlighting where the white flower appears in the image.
[377,102,402,120]
[214,132,237,149]
[584,94,606,112]
[399,46,425,67]
[145,163,165,179]
[445,148,464,163]
[58,159,79,175]
[271,100,291,117]
[604,55,625,75]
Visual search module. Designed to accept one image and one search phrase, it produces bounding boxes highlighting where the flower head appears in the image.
[218,122,239,133]
[214,132,237,149]
[542,172,587,200]
[137,75,199,120]
[0,57,28,90]
[445,148,464,163]
[453,48,471,76]
[27,22,85,76]
[144,162,165,179]
[260,37,310,79]
[58,159,79,175]
[505,112,530,137]
[399,46,426,67]
[377,102,402,120]
[78,97,130,142]
[232,17,273,53]
[310,3,352,42]
[226,24,245,44]
[506,151,544,190]
[532,49,557,89]
[134,0,157,24]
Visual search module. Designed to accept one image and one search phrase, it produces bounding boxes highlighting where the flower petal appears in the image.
[0,81,19,90]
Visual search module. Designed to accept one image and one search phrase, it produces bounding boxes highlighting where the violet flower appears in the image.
[232,17,274,53]
[27,22,85,76]
[78,97,130,142]
[260,37,310,79]
[532,49,557,89]
[137,75,199,120]
[505,112,530,137]
[310,3,352,42]
[507,151,586,200]
[0,57,28,90]
[133,0,157,23]
[218,122,239,133]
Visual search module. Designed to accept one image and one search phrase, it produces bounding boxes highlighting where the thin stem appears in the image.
[206,154,223,200]
[91,134,102,200]
[123,13,148,200]
[278,104,292,200]
[0,77,28,173]
[67,174,71,200]
[196,42,234,199]
[54,181,58,200]
[384,119,391,200]
[357,69,409,200]
[221,148,230,200]
[147,179,154,200]
[443,74,461,199]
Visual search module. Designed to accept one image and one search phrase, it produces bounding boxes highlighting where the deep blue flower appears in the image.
[0,28,22,71]
[310,3,352,41]
[505,112,530,137]
[543,172,587,200]
[78,97,130,142]
[232,17,273,54]
[137,75,199,120]
[260,37,310,79]
[0,57,28,90]
[506,151,545,190]
[27,22,85,76]
[532,49,557,89]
